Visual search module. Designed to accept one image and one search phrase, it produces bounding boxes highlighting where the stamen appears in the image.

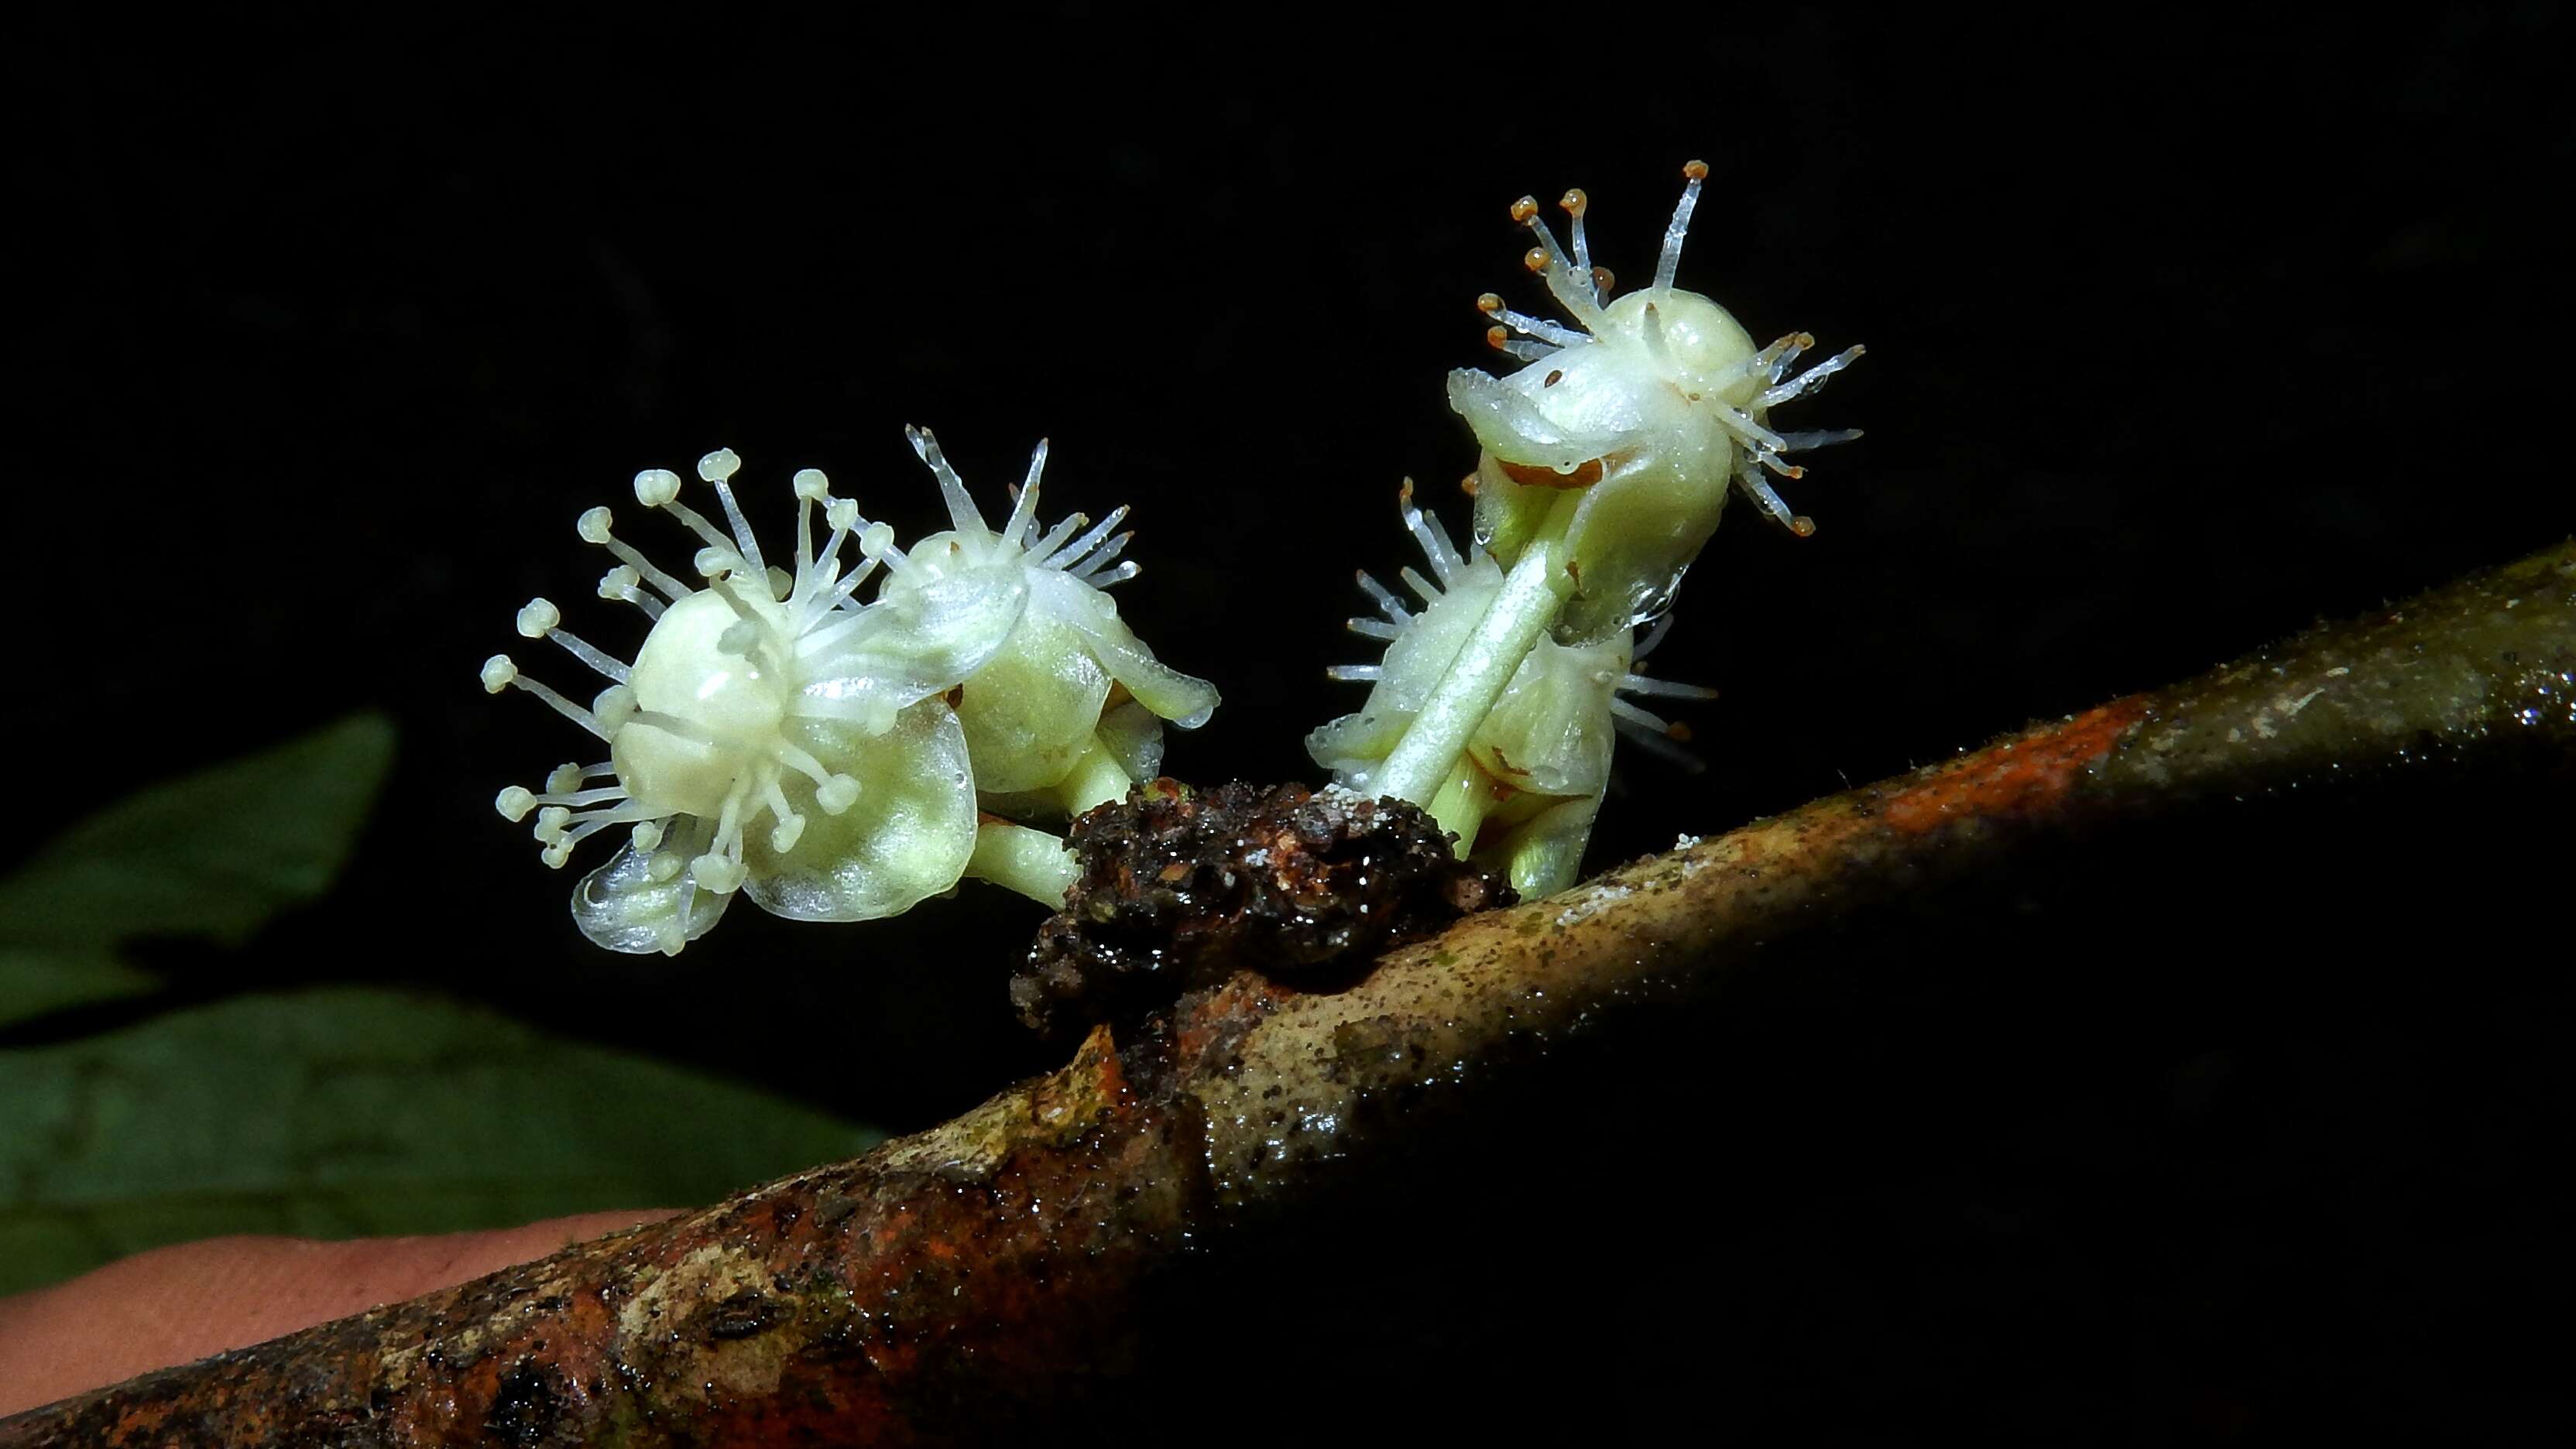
[1398,564,1445,605]
[694,786,750,892]
[906,425,990,536]
[1756,331,1814,383]
[1753,450,1808,480]
[1512,194,1612,332]
[1616,673,1720,701]
[482,654,608,738]
[1398,478,1466,585]
[517,599,632,684]
[1732,454,1817,538]
[1610,697,1675,734]
[1356,570,1412,624]
[704,570,772,633]
[1559,188,1593,301]
[1000,440,1047,549]
[806,553,881,621]
[580,506,695,602]
[1044,505,1130,570]
[858,521,926,584]
[1759,346,1865,408]
[1069,532,1132,583]
[598,565,667,620]
[760,773,805,852]
[1476,292,1589,348]
[1640,300,1671,368]
[1655,159,1708,290]
[1346,617,1402,642]
[537,785,629,807]
[636,467,744,568]
[1024,511,1088,564]
[1722,406,1789,454]
[695,448,767,577]
[625,707,719,745]
[1772,428,1866,453]
[791,468,828,585]
[1611,708,1708,773]
[1326,663,1385,683]
[539,810,647,868]
[766,738,859,812]
[1082,560,1140,588]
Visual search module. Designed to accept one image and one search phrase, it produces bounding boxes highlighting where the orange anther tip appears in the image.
[1559,187,1587,213]
[1486,324,1511,348]
[1522,246,1549,273]
[1682,159,1710,180]
[1592,265,1615,293]
[1509,196,1539,223]
[1476,292,1504,314]
[1665,722,1695,742]
[1460,474,1480,496]
[1789,516,1818,538]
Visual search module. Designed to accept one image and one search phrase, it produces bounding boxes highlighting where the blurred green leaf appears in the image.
[0,985,885,1296]
[0,712,395,1029]
[0,950,159,1031]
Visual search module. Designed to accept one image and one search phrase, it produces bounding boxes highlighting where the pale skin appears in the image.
[0,1210,675,1416]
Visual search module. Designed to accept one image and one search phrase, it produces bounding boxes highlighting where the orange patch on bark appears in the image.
[1881,698,2147,834]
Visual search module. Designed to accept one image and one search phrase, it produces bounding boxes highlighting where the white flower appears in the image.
[1309,483,1713,896]
[1355,162,1864,817]
[893,426,1218,814]
[1447,161,1864,645]
[485,448,989,953]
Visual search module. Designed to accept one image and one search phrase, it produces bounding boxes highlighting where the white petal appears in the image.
[741,701,979,922]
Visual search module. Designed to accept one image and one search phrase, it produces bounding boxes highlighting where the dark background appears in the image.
[19,8,2573,1442]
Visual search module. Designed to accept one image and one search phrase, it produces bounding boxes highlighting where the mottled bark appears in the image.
[6,541,2568,1447]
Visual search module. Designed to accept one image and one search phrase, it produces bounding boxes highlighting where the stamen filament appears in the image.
[1000,440,1047,548]
[546,627,631,683]
[1044,505,1129,570]
[1655,159,1707,290]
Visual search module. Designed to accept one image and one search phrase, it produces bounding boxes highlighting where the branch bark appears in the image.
[7,540,2569,1447]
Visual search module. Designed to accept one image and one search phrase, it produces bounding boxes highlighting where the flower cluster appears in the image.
[485,158,1862,951]
[1307,483,1714,895]
[1310,161,1861,895]
[484,431,1216,954]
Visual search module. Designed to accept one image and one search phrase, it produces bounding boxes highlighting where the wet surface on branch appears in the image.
[5,542,2567,1447]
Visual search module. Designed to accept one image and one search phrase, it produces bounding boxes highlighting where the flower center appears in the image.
[614,588,794,817]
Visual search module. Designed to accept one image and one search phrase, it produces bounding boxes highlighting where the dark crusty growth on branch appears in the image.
[1014,779,1514,1034]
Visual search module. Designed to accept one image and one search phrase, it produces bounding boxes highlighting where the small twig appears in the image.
[7,541,2567,1447]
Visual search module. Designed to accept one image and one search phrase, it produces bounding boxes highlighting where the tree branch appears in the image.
[7,540,2568,1447]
